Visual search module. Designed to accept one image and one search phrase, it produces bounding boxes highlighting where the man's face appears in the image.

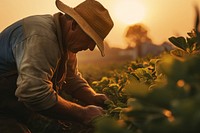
[67,21,96,53]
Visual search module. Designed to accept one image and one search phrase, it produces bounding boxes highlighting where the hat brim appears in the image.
[55,0,105,56]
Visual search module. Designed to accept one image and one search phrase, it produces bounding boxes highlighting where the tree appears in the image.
[125,24,152,57]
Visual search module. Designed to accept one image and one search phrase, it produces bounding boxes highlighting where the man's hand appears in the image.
[82,105,104,125]
[72,87,109,107]
[90,93,109,107]
[39,96,104,125]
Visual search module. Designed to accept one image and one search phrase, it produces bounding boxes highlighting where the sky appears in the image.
[1,0,200,49]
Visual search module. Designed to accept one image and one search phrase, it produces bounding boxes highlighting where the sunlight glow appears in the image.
[177,80,185,88]
[113,0,146,25]
[163,109,174,122]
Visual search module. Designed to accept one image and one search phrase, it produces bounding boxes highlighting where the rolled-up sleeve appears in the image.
[13,35,61,111]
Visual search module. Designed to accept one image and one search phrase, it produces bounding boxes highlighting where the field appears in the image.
[76,24,200,133]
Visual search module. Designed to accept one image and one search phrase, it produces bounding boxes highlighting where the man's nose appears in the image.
[89,43,96,51]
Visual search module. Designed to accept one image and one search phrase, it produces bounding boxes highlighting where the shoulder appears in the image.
[22,14,57,41]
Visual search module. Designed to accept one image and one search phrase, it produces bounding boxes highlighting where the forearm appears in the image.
[39,95,85,122]
[62,76,91,95]
[72,87,96,101]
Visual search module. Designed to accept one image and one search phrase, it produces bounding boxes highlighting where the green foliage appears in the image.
[92,71,128,118]
[93,11,200,132]
[92,7,200,133]
[168,7,200,59]
[93,52,200,133]
[169,30,200,59]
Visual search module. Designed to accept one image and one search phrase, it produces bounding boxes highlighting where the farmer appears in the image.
[0,0,114,132]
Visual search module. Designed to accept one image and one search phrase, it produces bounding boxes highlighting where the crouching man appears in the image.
[0,0,114,132]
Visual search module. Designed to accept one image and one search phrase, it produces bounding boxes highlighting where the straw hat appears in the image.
[55,0,114,56]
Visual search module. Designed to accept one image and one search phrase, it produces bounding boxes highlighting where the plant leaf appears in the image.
[170,49,188,59]
[186,37,196,51]
[168,36,188,51]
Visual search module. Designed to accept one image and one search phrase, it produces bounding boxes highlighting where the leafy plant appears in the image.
[168,6,200,59]
[94,6,200,133]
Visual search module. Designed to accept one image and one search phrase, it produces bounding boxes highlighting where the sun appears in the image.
[113,0,146,25]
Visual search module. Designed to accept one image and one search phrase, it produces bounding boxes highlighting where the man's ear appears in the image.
[71,20,78,31]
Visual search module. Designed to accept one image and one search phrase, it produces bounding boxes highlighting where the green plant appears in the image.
[168,6,200,59]
[94,7,200,133]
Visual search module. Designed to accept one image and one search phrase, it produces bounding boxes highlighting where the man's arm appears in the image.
[13,36,103,123]
[63,51,108,107]
[39,95,104,124]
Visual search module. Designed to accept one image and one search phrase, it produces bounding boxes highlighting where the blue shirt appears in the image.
[0,20,24,74]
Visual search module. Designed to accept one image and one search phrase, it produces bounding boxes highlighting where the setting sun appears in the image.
[112,0,146,25]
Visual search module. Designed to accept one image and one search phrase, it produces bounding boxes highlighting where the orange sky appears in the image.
[1,0,200,49]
